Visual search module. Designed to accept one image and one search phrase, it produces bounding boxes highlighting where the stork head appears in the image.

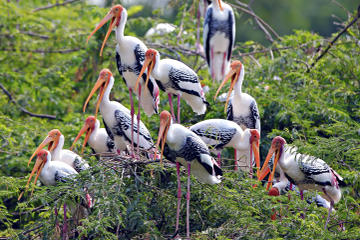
[28,129,61,167]
[87,5,124,56]
[71,116,97,154]
[214,60,243,112]
[249,129,261,179]
[19,149,50,200]
[155,110,172,164]
[134,49,158,92]
[259,136,286,189]
[83,69,112,118]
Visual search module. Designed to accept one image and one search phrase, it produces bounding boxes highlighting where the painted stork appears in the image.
[19,150,92,217]
[204,0,235,82]
[87,4,160,155]
[70,116,116,155]
[214,60,260,132]
[28,129,89,173]
[83,69,154,157]
[190,119,260,176]
[135,48,208,123]
[156,111,222,238]
[260,136,344,229]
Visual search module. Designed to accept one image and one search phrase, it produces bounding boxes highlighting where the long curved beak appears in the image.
[214,68,238,113]
[18,156,45,201]
[258,144,281,190]
[28,136,52,167]
[218,0,224,11]
[87,11,115,56]
[251,140,260,180]
[83,77,108,118]
[155,117,170,165]
[71,124,92,154]
[134,57,153,92]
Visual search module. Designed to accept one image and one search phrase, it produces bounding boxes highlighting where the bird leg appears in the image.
[300,190,304,200]
[221,52,226,80]
[63,203,68,240]
[210,47,215,83]
[234,149,238,171]
[177,94,181,123]
[175,162,181,235]
[129,89,135,157]
[136,85,142,158]
[323,189,334,230]
[186,162,191,239]
[217,152,221,167]
[168,93,176,122]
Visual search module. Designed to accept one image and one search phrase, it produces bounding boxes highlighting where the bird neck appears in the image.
[236,129,251,150]
[90,120,101,142]
[51,134,64,160]
[151,54,161,79]
[234,68,244,96]
[212,0,222,10]
[100,76,114,107]
[115,9,128,42]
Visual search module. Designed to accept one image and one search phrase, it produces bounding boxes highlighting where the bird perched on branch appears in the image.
[190,119,260,175]
[83,69,154,158]
[87,4,160,156]
[135,48,208,123]
[204,0,235,82]
[156,110,222,238]
[259,136,345,229]
[71,116,116,156]
[29,129,89,173]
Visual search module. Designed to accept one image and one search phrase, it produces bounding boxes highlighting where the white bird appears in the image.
[156,111,222,238]
[190,119,260,176]
[19,150,92,212]
[260,136,344,229]
[71,115,116,155]
[135,48,208,123]
[83,69,154,156]
[214,60,261,132]
[87,4,160,155]
[28,129,89,173]
[204,0,235,82]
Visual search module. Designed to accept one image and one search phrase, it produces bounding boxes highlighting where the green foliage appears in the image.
[0,1,359,239]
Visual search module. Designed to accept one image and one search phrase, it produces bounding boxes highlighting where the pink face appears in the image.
[85,116,96,130]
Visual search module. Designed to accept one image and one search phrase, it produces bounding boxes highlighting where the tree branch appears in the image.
[0,48,82,54]
[0,83,57,120]
[308,5,360,72]
[231,1,280,41]
[33,0,80,13]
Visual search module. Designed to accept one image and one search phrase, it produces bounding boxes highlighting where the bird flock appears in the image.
[19,0,344,237]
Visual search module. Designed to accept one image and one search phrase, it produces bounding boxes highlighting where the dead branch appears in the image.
[308,4,360,72]
[231,1,280,41]
[247,0,274,42]
[11,205,46,216]
[33,0,80,13]
[0,48,82,54]
[19,31,49,39]
[0,83,57,120]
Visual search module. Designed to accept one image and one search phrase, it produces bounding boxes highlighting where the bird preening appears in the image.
[17,1,347,238]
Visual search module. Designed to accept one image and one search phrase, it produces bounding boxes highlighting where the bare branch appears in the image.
[33,0,81,13]
[0,83,57,120]
[19,31,49,39]
[231,1,280,41]
[0,48,82,54]
[308,5,360,72]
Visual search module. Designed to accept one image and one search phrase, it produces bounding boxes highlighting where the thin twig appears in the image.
[11,205,46,216]
[0,48,82,54]
[33,0,80,12]
[19,31,49,39]
[20,224,43,235]
[0,83,57,120]
[308,5,360,72]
